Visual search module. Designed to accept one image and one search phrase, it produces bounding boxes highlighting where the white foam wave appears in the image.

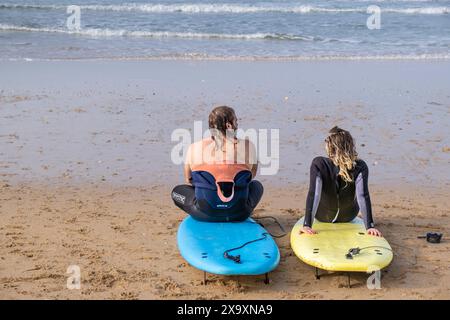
[386,7,450,14]
[1,3,448,15]
[0,24,314,40]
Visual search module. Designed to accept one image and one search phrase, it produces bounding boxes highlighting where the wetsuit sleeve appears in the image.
[355,163,375,229]
[304,160,322,228]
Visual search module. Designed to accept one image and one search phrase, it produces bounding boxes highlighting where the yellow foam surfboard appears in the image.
[291,217,393,272]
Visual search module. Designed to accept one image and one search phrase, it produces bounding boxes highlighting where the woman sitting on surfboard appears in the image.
[301,126,382,237]
[171,106,263,222]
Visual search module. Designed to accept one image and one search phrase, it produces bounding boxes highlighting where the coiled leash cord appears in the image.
[223,216,287,264]
[345,245,393,259]
[253,216,287,239]
[224,233,270,263]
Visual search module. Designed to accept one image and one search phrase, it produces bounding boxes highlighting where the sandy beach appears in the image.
[1,60,449,299]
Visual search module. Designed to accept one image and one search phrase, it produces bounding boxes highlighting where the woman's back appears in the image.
[172,106,263,222]
[186,137,256,173]
[308,156,370,223]
[302,126,378,236]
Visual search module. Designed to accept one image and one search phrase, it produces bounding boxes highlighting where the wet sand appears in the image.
[0,60,449,299]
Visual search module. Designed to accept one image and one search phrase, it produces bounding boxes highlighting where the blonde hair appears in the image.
[325,126,358,183]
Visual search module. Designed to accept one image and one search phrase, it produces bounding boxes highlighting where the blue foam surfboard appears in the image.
[177,216,280,275]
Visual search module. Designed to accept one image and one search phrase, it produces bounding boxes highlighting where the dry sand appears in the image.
[0,183,449,299]
[0,60,449,299]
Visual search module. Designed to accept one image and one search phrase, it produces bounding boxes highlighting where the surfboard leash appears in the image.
[223,233,269,264]
[223,216,287,264]
[252,216,287,238]
[345,246,393,259]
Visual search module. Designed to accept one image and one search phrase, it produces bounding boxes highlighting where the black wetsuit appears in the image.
[304,156,375,229]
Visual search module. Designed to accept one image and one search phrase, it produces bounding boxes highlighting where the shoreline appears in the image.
[3,53,450,63]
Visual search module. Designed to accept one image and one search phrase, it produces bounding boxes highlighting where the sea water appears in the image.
[0,0,449,60]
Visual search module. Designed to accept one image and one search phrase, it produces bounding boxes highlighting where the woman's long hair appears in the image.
[325,126,358,183]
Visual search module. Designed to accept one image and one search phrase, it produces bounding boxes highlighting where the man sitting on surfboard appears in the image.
[171,106,263,222]
[300,126,382,237]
